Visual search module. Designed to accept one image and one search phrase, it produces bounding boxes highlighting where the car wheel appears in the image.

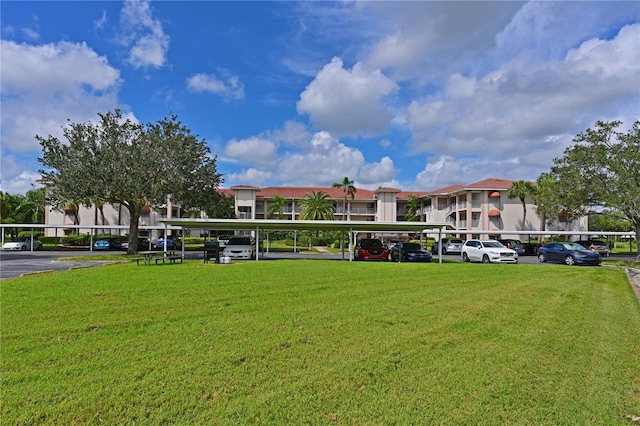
[462,252,470,262]
[36,244,43,251]
[20,245,26,251]
[538,253,546,263]
[482,254,490,264]
[564,255,575,266]
[442,248,447,255]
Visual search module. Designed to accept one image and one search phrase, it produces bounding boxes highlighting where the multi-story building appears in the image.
[43,178,586,238]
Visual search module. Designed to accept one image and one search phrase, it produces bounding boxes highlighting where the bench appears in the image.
[155,254,183,265]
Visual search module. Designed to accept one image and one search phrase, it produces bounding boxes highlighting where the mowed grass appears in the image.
[2,260,640,425]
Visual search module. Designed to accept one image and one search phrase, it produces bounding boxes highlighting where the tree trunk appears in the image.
[521,198,527,230]
[635,221,640,262]
[126,203,142,255]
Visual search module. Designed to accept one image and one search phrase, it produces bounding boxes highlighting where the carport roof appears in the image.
[159,218,448,234]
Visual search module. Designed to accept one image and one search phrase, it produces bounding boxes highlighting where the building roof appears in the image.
[225,177,531,200]
[429,178,519,195]
[226,185,431,201]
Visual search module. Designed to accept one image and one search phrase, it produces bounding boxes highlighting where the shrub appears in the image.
[61,234,91,246]
[18,231,44,239]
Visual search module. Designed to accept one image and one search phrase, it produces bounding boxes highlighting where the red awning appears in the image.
[489,191,500,197]
[488,209,501,217]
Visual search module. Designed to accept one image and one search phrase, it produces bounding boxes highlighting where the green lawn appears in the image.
[2,261,639,425]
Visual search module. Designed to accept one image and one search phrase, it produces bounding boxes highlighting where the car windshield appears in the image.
[562,243,588,251]
[228,237,252,245]
[360,239,383,247]
[403,243,422,251]
[449,239,463,244]
[482,241,504,248]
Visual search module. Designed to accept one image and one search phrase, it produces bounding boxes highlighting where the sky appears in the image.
[1,1,639,195]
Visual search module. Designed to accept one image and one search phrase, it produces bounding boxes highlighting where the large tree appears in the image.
[506,180,536,230]
[38,109,223,254]
[549,120,640,257]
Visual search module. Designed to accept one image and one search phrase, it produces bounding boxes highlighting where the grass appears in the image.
[2,260,640,425]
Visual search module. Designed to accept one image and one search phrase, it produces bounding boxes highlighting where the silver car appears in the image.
[432,238,464,255]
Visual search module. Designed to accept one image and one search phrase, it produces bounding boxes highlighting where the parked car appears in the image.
[431,238,464,255]
[523,243,541,256]
[93,238,122,251]
[461,240,518,263]
[537,242,602,266]
[389,242,433,262]
[222,236,255,259]
[576,240,609,256]
[121,238,150,251]
[2,238,43,251]
[384,239,401,251]
[498,239,525,256]
[155,237,179,250]
[217,235,232,248]
[354,238,389,261]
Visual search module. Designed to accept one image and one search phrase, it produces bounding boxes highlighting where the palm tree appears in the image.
[332,177,356,258]
[298,191,335,236]
[332,177,356,220]
[16,187,45,224]
[404,195,422,221]
[506,180,536,230]
[533,174,557,240]
[267,195,288,219]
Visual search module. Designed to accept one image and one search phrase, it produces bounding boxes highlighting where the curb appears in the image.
[625,267,640,305]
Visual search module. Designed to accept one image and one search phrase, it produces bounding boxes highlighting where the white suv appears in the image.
[461,239,518,263]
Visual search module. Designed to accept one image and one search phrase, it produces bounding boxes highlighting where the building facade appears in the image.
[44,178,587,239]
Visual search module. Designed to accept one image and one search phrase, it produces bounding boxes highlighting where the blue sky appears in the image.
[1,1,639,195]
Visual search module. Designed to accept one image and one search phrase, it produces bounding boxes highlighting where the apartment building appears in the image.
[44,178,586,238]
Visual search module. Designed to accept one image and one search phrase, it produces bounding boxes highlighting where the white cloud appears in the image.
[187,72,245,101]
[0,40,121,154]
[271,121,311,148]
[297,57,398,137]
[407,23,640,167]
[222,137,278,169]
[275,131,365,185]
[227,168,273,187]
[362,2,522,82]
[357,156,397,185]
[0,154,42,195]
[94,10,108,31]
[119,0,169,69]
[494,1,637,63]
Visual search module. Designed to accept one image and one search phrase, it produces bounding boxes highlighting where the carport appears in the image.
[158,218,450,262]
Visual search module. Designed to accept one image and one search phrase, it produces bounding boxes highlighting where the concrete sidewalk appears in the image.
[626,267,640,305]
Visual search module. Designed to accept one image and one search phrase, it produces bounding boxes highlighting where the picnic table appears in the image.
[135,251,163,266]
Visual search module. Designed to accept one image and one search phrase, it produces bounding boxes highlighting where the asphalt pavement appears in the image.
[1,249,637,280]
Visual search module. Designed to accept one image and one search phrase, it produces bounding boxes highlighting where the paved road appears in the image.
[1,250,635,280]
[0,251,120,280]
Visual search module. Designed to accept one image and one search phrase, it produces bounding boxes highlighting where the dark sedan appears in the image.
[389,242,433,262]
[537,242,601,266]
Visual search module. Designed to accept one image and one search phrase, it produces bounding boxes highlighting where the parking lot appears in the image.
[2,248,592,280]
